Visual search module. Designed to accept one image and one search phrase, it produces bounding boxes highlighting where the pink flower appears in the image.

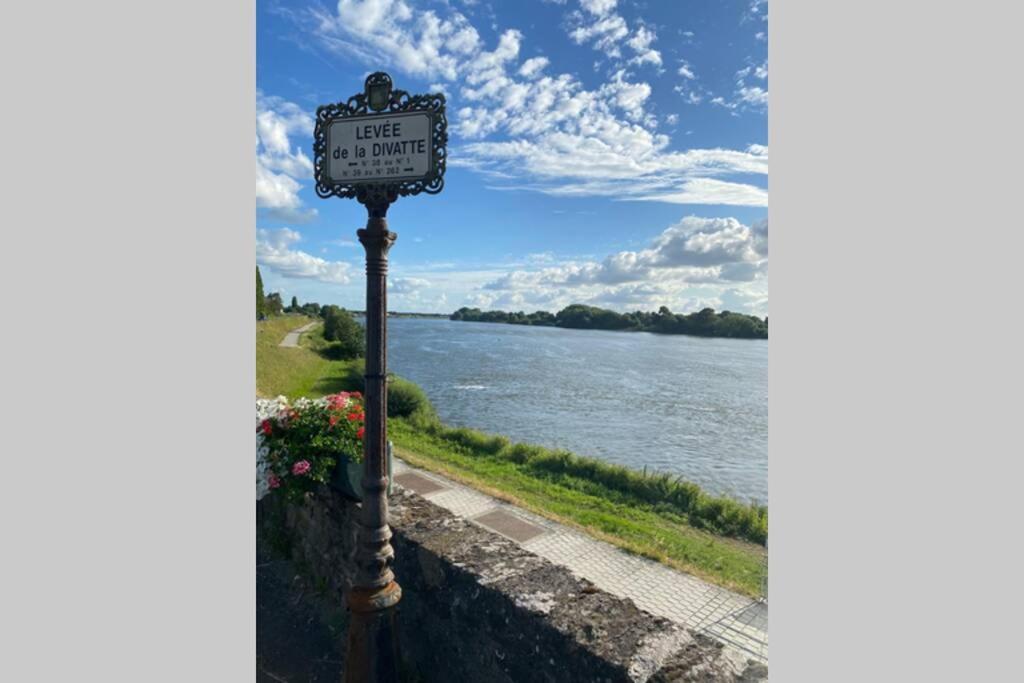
[327,393,350,410]
[268,475,281,489]
[291,460,312,476]
[329,415,339,428]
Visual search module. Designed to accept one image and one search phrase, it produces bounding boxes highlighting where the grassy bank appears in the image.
[256,315,766,596]
[256,315,361,399]
[388,418,765,596]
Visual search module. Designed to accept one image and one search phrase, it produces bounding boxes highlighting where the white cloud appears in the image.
[626,24,661,67]
[720,287,768,316]
[389,275,448,312]
[738,86,768,106]
[647,216,765,267]
[715,60,768,112]
[471,216,768,312]
[674,83,703,105]
[630,178,768,207]
[459,137,767,205]
[290,0,765,207]
[328,238,359,248]
[567,1,660,68]
[677,60,696,80]
[523,252,556,265]
[580,0,617,17]
[256,163,302,211]
[745,0,768,23]
[569,12,629,58]
[257,228,353,284]
[518,56,550,79]
[310,0,481,80]
[256,93,317,222]
[602,68,652,121]
[391,277,431,294]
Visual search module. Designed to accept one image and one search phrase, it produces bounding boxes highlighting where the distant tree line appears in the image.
[451,304,768,339]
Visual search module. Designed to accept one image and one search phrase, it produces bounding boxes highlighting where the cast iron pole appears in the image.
[344,201,402,683]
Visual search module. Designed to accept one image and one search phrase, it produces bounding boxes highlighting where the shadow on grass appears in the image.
[310,360,363,396]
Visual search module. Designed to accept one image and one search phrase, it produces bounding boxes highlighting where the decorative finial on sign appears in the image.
[365,72,393,112]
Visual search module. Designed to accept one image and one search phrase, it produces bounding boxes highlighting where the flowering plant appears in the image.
[256,392,365,503]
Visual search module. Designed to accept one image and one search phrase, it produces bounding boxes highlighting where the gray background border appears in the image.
[2,1,255,680]
[772,0,1022,679]
[2,1,1022,680]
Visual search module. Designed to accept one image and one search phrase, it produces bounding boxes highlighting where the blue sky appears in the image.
[257,0,767,316]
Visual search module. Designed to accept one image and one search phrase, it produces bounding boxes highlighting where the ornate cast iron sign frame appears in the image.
[314,72,447,208]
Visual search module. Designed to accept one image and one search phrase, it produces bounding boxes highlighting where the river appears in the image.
[386,317,767,504]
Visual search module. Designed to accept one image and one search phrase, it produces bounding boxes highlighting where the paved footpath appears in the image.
[279,321,319,348]
[391,457,768,664]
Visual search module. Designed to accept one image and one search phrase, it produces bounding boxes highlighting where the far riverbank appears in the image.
[452,303,768,339]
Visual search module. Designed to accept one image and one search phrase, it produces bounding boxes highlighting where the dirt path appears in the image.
[279,321,319,348]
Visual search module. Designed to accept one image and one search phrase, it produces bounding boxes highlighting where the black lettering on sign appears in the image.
[355,120,405,140]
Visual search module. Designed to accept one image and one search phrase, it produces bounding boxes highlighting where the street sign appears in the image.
[314,72,447,206]
[313,72,447,683]
[326,111,433,184]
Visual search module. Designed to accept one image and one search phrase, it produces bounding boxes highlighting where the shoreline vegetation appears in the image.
[451,304,768,339]
[257,312,767,596]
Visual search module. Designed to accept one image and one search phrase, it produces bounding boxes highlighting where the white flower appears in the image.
[256,399,282,500]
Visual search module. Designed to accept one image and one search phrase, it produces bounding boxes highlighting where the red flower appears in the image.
[356,427,365,440]
[350,391,362,399]
[329,415,339,428]
[260,419,272,435]
[268,474,281,489]
[347,412,361,422]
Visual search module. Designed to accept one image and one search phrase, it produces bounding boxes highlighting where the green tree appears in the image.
[290,295,299,312]
[256,266,265,319]
[265,292,283,316]
[322,305,366,359]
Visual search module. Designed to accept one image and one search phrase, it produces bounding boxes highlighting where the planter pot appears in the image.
[330,441,394,501]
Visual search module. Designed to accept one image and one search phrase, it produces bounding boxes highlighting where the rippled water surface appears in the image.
[387,318,767,504]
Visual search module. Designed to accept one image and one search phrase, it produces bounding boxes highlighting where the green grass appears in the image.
[256,315,361,399]
[388,419,766,597]
[256,316,766,596]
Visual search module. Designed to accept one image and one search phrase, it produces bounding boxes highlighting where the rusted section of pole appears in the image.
[345,201,402,683]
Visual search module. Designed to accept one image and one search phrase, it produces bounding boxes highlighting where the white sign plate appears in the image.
[326,111,433,184]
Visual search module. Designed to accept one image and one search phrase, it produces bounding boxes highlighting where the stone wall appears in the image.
[257,484,767,682]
